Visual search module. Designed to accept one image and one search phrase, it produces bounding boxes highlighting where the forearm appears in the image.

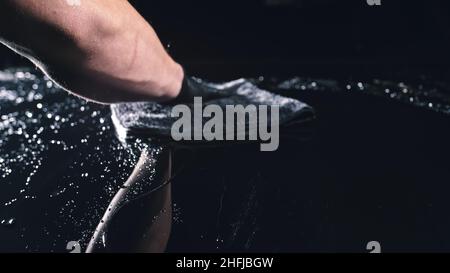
[0,0,183,103]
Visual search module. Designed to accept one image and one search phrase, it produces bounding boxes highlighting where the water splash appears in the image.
[0,68,164,252]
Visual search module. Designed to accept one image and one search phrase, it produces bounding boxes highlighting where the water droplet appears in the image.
[1,218,16,227]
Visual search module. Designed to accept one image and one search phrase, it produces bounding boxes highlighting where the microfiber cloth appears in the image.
[111,77,314,141]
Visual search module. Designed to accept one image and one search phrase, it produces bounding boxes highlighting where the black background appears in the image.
[1,0,450,78]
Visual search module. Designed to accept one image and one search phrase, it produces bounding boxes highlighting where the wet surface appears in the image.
[0,68,164,252]
[169,74,450,252]
[0,67,450,252]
